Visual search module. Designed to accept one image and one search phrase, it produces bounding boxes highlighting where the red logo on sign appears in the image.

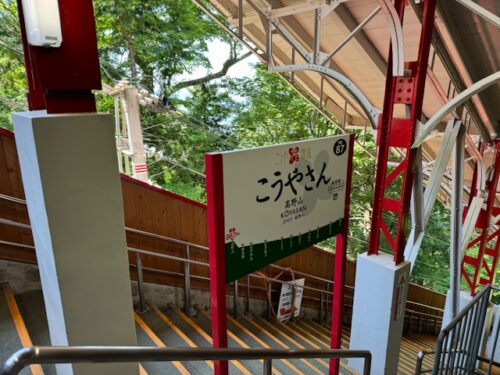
[225,227,240,241]
[288,147,299,164]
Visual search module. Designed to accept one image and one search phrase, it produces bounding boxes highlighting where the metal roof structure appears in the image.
[193,0,499,203]
[192,0,500,299]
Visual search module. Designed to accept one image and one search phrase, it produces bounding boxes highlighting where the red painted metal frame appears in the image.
[205,153,229,375]
[368,0,438,264]
[330,134,354,375]
[206,137,354,375]
[16,0,101,113]
[462,144,500,295]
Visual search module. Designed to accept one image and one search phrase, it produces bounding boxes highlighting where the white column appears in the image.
[122,88,148,182]
[349,252,410,375]
[442,290,473,326]
[13,111,138,375]
[450,124,465,318]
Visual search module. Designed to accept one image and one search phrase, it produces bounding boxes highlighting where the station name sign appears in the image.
[219,135,351,282]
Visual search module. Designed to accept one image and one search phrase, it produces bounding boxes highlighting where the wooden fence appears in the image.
[0,128,445,315]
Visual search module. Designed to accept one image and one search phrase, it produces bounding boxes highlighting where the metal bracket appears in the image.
[394,76,415,104]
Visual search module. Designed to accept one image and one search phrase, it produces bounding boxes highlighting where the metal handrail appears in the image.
[0,217,445,324]
[414,350,435,375]
[0,232,443,324]
[126,226,208,251]
[0,193,209,251]
[0,193,445,325]
[415,285,500,375]
[128,247,208,267]
[406,301,444,314]
[0,216,339,295]
[0,346,372,375]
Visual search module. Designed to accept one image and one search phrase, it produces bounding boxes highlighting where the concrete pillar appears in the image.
[13,111,138,375]
[442,290,473,327]
[485,305,500,363]
[443,289,495,364]
[349,252,410,375]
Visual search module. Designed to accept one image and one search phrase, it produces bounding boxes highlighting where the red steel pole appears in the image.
[205,153,229,375]
[462,144,500,295]
[330,134,355,375]
[368,0,438,264]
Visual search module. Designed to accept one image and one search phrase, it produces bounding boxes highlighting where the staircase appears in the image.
[0,284,43,375]
[0,283,437,375]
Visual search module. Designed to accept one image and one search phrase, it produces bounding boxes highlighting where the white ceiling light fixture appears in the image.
[21,0,63,47]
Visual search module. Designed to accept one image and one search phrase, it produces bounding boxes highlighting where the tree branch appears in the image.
[0,40,23,57]
[170,51,252,93]
[0,96,26,111]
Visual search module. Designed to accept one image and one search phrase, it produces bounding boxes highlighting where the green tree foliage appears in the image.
[95,0,222,90]
[230,65,338,147]
[1,0,497,297]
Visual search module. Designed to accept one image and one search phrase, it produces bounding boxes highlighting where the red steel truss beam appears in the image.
[368,0,438,264]
[462,143,500,295]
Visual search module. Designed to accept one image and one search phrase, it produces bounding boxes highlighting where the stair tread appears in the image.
[15,290,55,375]
[139,307,212,374]
[135,319,182,375]
[195,309,331,375]
[0,285,31,375]
[1,288,438,375]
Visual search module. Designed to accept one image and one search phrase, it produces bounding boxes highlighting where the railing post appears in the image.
[233,280,239,319]
[326,283,331,325]
[414,351,424,375]
[184,245,191,316]
[246,275,251,315]
[263,358,272,375]
[487,308,500,375]
[136,253,146,313]
[363,353,372,375]
[319,292,324,323]
[267,282,272,321]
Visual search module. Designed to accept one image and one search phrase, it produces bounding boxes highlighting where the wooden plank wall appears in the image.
[0,129,445,313]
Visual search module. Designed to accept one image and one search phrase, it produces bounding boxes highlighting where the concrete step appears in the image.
[168,304,255,375]
[183,306,276,374]
[194,307,311,375]
[1,287,436,375]
[0,284,43,375]
[138,305,211,374]
[134,312,183,375]
[231,312,326,375]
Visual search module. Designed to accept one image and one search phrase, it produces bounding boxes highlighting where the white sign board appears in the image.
[219,135,351,282]
[277,278,305,321]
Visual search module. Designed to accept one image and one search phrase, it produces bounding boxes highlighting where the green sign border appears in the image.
[225,218,343,283]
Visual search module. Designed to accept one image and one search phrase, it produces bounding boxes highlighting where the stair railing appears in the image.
[0,193,444,331]
[415,284,499,375]
[0,346,372,375]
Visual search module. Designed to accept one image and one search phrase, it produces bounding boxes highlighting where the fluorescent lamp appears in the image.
[21,0,63,47]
